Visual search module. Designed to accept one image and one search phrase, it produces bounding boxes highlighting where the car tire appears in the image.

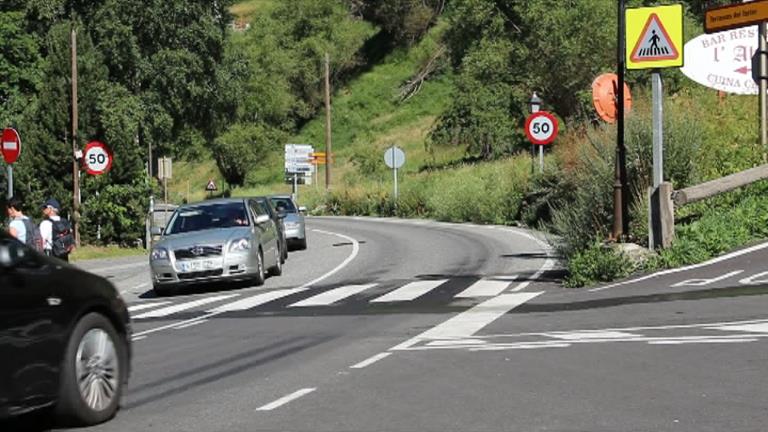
[56,313,128,426]
[297,238,307,250]
[253,248,265,286]
[281,240,288,263]
[269,246,283,277]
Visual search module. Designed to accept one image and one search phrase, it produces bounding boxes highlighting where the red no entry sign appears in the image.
[83,141,113,175]
[1,128,21,164]
[524,112,559,145]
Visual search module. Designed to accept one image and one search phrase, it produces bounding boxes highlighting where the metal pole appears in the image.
[613,0,627,241]
[293,173,298,201]
[324,53,332,191]
[652,71,664,189]
[393,155,398,201]
[71,27,81,247]
[538,145,544,173]
[760,23,768,163]
[6,165,12,200]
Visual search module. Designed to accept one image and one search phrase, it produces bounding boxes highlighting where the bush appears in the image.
[564,243,634,288]
[80,179,152,246]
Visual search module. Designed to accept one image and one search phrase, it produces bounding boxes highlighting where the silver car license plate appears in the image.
[178,259,221,273]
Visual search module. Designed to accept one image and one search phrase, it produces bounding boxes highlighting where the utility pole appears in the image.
[613,0,628,241]
[760,22,768,163]
[324,52,332,191]
[71,27,81,247]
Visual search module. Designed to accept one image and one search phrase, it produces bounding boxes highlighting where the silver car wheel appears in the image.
[75,328,119,412]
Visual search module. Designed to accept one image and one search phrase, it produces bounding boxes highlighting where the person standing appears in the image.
[6,196,28,243]
[40,198,74,262]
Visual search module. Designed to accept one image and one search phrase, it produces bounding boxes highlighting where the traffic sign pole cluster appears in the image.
[626,4,683,250]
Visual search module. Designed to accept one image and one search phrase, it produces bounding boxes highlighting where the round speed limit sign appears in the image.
[83,141,113,175]
[524,111,559,145]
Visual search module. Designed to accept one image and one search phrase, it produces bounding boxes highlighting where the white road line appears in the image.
[256,388,316,411]
[350,352,392,369]
[303,230,360,288]
[711,323,768,333]
[454,278,514,298]
[370,280,448,303]
[174,319,208,330]
[209,288,307,313]
[132,294,238,319]
[290,284,376,307]
[589,240,768,292]
[406,292,542,341]
[128,301,172,312]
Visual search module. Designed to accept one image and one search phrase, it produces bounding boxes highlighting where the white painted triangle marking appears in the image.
[289,284,376,307]
[630,13,679,62]
[208,288,306,313]
[370,280,448,303]
[132,294,238,319]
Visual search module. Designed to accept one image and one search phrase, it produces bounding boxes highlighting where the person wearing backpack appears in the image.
[5,196,44,252]
[40,198,74,262]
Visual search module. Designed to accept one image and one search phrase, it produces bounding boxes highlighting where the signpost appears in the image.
[82,141,113,176]
[626,4,683,249]
[680,26,759,95]
[285,144,314,201]
[157,157,172,204]
[206,179,217,197]
[704,0,768,34]
[384,146,405,201]
[1,128,21,199]
[524,111,559,173]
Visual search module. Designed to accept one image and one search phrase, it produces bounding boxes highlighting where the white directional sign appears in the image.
[384,146,405,169]
[285,144,314,174]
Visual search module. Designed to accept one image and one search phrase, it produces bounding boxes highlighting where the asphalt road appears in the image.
[12,216,768,432]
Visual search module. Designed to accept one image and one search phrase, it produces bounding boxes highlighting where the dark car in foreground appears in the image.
[150,198,283,295]
[270,195,307,250]
[0,231,131,426]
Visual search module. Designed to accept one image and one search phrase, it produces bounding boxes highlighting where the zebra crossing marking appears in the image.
[132,294,238,319]
[370,280,448,303]
[289,284,377,307]
[454,278,515,298]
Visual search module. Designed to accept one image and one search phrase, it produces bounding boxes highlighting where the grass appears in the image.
[71,245,147,262]
[230,0,276,23]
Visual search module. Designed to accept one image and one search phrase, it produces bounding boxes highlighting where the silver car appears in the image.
[269,195,307,250]
[150,198,283,295]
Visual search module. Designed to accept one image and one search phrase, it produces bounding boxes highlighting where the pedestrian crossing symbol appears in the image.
[626,4,683,70]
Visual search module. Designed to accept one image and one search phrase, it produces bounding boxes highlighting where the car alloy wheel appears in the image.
[75,328,120,412]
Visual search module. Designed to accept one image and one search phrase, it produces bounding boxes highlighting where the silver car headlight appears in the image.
[229,238,251,252]
[151,248,169,261]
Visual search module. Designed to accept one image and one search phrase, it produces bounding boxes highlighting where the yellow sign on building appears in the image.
[626,4,683,70]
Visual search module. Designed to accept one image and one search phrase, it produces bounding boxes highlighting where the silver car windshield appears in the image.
[269,197,297,213]
[166,202,250,235]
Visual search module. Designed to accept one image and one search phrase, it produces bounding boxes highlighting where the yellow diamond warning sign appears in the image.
[626,4,683,70]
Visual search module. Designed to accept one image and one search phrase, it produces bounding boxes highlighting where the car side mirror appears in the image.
[0,240,27,269]
[255,214,270,225]
[298,206,307,213]
[151,227,164,236]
